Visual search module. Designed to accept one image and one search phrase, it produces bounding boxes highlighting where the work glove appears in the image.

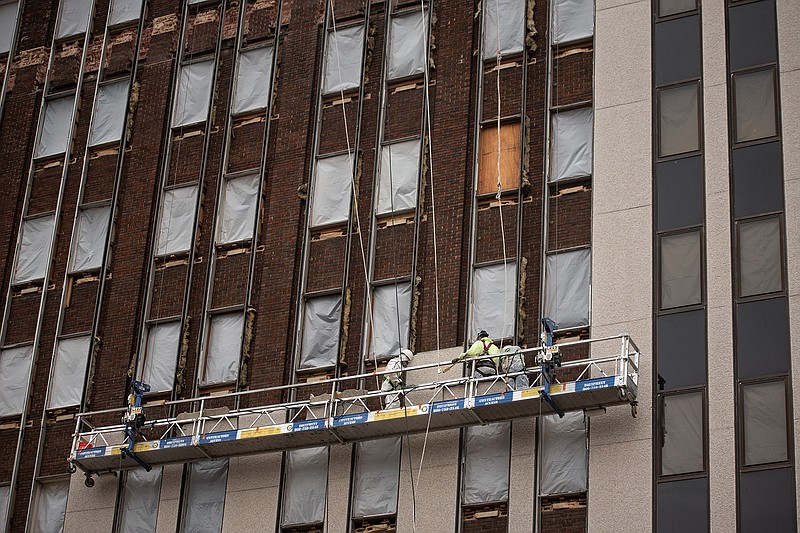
[451,357,460,364]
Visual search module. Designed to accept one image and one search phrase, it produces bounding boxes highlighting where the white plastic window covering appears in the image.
[660,231,701,309]
[551,107,593,182]
[0,2,19,54]
[156,185,198,256]
[108,0,143,26]
[659,83,699,157]
[89,79,129,146]
[183,460,228,533]
[552,0,593,44]
[119,467,163,533]
[47,335,91,410]
[0,345,33,417]
[310,154,353,227]
[482,0,525,60]
[232,46,274,115]
[462,422,510,505]
[471,262,516,340]
[734,69,776,143]
[13,215,55,285]
[141,321,180,393]
[217,174,259,245]
[660,392,703,476]
[0,485,9,532]
[31,480,69,533]
[389,10,427,80]
[739,218,782,297]
[369,283,412,359]
[56,0,93,40]
[203,312,243,386]
[377,140,420,215]
[299,295,342,370]
[352,437,401,518]
[743,381,788,466]
[544,248,590,330]
[282,446,328,527]
[35,95,76,159]
[540,411,587,494]
[69,205,111,273]
[322,24,364,95]
[172,60,215,128]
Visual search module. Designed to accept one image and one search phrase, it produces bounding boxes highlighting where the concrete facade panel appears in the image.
[708,426,737,533]
[63,471,116,532]
[777,0,800,73]
[703,84,731,196]
[509,417,535,532]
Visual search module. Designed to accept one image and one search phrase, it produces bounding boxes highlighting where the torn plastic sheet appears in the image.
[35,95,75,159]
[56,0,92,40]
[14,215,55,285]
[661,392,703,476]
[31,480,69,533]
[0,485,9,531]
[389,9,427,80]
[282,447,328,527]
[89,79,129,146]
[0,2,19,54]
[352,437,401,518]
[203,312,244,386]
[109,0,143,26]
[551,107,593,181]
[471,262,516,340]
[119,467,163,533]
[660,232,701,309]
[369,282,412,359]
[483,0,525,59]
[218,173,259,244]
[377,140,420,215]
[184,460,229,533]
[233,46,274,115]
[552,0,594,44]
[739,218,782,297]
[540,411,587,495]
[48,335,91,410]
[70,205,111,273]
[172,60,215,127]
[462,422,511,505]
[310,153,353,227]
[140,321,180,393]
[323,24,364,95]
[0,345,33,417]
[299,294,342,369]
[743,381,787,465]
[544,248,590,330]
[156,185,198,256]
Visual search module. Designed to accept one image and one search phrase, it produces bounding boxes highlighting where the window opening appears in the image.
[377,140,420,216]
[478,122,520,195]
[13,215,56,285]
[544,248,590,331]
[351,437,401,520]
[0,1,19,54]
[540,411,588,494]
[216,174,259,245]
[299,294,342,370]
[108,0,143,27]
[658,0,696,18]
[182,460,228,533]
[139,321,181,394]
[552,0,594,44]
[388,9,428,80]
[155,185,199,257]
[659,230,702,309]
[733,67,777,143]
[322,24,364,95]
[310,153,353,228]
[69,205,111,273]
[30,479,69,532]
[282,447,328,529]
[462,422,511,505]
[35,94,77,159]
[658,82,700,158]
[741,380,788,466]
[47,335,91,410]
[659,391,704,476]
[118,467,163,533]
[471,262,516,341]
[172,60,215,128]
[202,312,244,386]
[368,282,412,360]
[737,216,783,297]
[89,79,129,146]
[482,0,525,60]
[550,107,593,182]
[0,345,33,417]
[232,46,274,115]
[56,0,93,40]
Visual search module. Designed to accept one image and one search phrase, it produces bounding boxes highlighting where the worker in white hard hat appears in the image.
[381,349,414,409]
[451,330,501,377]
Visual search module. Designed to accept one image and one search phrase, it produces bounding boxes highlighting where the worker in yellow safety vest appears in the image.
[451,330,501,377]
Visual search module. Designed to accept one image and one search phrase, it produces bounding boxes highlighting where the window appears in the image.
[322,24,364,95]
[89,79,129,146]
[118,467,163,533]
[737,217,782,297]
[482,0,525,59]
[462,422,510,505]
[550,107,593,182]
[733,68,777,143]
[13,215,55,285]
[389,9,427,80]
[182,460,228,533]
[478,122,520,195]
[657,478,708,532]
[232,46,274,115]
[471,262,516,341]
[377,140,420,215]
[156,185,198,257]
[351,438,401,519]
[56,0,93,40]
[108,0,143,27]
[659,231,702,309]
[69,205,111,273]
[31,480,69,532]
[660,392,704,476]
[0,484,8,531]
[552,0,594,44]
[282,447,328,528]
[741,380,788,466]
[658,0,696,18]
[140,321,180,394]
[47,335,91,410]
[310,154,353,228]
[299,294,342,370]
[544,248,590,330]
[35,94,76,158]
[202,312,243,386]
[657,311,707,390]
[369,282,412,360]
[658,83,700,158]
[0,1,19,54]
[540,411,587,494]
[172,60,215,128]
[0,345,33,417]
[217,174,259,245]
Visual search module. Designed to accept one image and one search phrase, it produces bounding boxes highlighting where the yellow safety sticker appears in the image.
[240,426,282,439]
[521,388,542,398]
[110,446,123,455]
[374,407,418,420]
[134,442,159,453]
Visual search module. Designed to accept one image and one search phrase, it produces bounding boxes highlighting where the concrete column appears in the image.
[63,471,116,532]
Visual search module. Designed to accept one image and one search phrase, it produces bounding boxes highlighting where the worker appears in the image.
[381,349,414,409]
[451,330,501,377]
[499,345,529,389]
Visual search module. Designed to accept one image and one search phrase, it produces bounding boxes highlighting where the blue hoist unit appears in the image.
[121,380,152,471]
[537,317,564,418]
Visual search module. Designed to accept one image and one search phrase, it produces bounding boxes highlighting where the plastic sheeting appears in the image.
[552,0,594,44]
[203,312,243,386]
[659,83,699,157]
[377,140,420,215]
[218,174,259,244]
[389,9,427,80]
[70,205,110,272]
[743,381,788,466]
[544,248,590,330]
[369,282,411,359]
[14,215,55,284]
[462,422,510,505]
[735,69,776,143]
[89,79,129,146]
[31,480,69,533]
[172,60,215,127]
[184,460,228,533]
[352,437,400,518]
[323,24,364,95]
[661,392,703,476]
[109,0,143,26]
[482,0,525,59]
[540,412,587,495]
[310,154,352,227]
[660,231,701,309]
[299,295,341,369]
[119,467,163,533]
[739,218,782,297]
[282,446,328,527]
[471,262,516,340]
[0,2,18,54]
[48,335,91,410]
[35,95,75,158]
[233,46,274,115]
[0,485,8,532]
[156,185,198,256]
[551,107,593,181]
[56,0,92,39]
[141,321,180,393]
[0,345,33,417]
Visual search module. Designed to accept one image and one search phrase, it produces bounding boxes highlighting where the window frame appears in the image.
[297,289,343,373]
[737,376,792,471]
[154,183,200,258]
[13,212,56,287]
[230,43,275,117]
[656,79,703,161]
[0,0,21,56]
[0,342,34,418]
[366,277,413,363]
[476,117,523,199]
[654,0,699,21]
[309,151,355,231]
[215,171,260,248]
[88,77,130,148]
[730,64,780,148]
[34,90,77,161]
[656,387,708,481]
[47,332,92,411]
[200,307,245,388]
[656,227,705,313]
[138,317,182,395]
[30,476,70,533]
[321,20,366,98]
[387,6,429,82]
[548,103,594,184]
[171,57,216,129]
[375,137,422,219]
[68,201,112,275]
[733,213,785,302]
[542,246,592,334]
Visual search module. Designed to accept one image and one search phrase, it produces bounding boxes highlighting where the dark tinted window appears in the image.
[658,0,696,18]
[732,141,783,218]
[655,15,701,86]
[728,1,777,72]
[657,477,708,533]
[736,297,789,379]
[657,310,707,390]
[740,468,795,533]
[656,157,704,231]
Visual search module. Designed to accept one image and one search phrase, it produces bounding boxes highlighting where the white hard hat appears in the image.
[401,349,414,362]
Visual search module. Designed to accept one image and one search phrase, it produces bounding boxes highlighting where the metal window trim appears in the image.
[655,79,704,161]
[733,212,786,301]
[737,375,793,470]
[656,226,706,312]
[655,386,708,480]
[730,64,781,146]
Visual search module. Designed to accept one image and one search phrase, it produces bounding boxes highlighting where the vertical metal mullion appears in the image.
[0,0,25,123]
